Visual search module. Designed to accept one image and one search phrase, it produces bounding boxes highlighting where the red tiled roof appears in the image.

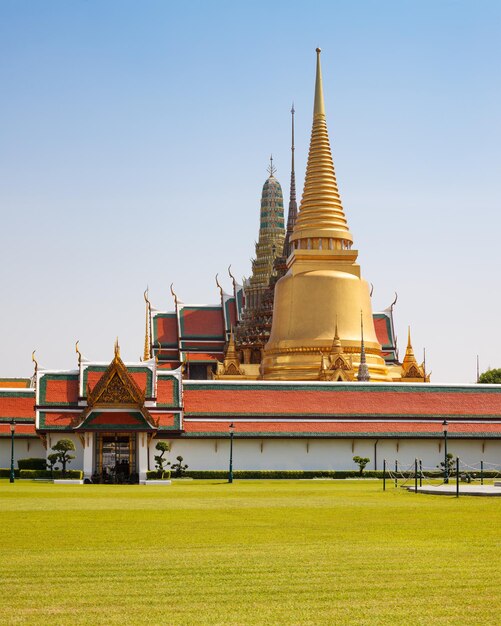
[155,315,178,346]
[0,423,37,436]
[180,307,224,338]
[153,413,177,428]
[184,384,501,418]
[374,316,390,347]
[0,395,35,419]
[157,378,178,404]
[42,377,79,404]
[185,352,220,362]
[40,412,79,428]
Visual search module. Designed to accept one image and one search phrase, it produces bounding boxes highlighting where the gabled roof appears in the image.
[74,347,156,430]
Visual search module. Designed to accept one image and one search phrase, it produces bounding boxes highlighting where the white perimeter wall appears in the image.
[0,438,46,468]
[151,438,501,472]
[2,436,500,472]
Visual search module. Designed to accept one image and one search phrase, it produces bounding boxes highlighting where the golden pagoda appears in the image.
[261,49,391,381]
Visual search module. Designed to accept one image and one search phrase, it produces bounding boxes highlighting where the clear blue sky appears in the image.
[1,0,500,382]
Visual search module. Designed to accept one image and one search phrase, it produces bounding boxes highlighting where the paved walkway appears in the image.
[408,484,501,496]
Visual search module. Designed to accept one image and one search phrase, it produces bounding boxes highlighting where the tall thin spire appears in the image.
[291,48,353,250]
[357,311,370,382]
[143,289,151,361]
[284,103,298,258]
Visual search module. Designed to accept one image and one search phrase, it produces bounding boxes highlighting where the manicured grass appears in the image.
[0,480,500,625]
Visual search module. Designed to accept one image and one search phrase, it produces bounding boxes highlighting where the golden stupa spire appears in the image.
[401,326,428,382]
[331,318,342,354]
[143,288,151,361]
[403,326,416,362]
[291,48,353,251]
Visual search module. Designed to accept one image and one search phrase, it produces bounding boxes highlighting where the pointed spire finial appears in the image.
[291,48,353,250]
[357,311,370,382]
[267,154,277,177]
[75,340,82,367]
[31,350,38,377]
[283,103,298,258]
[314,48,325,117]
[114,337,120,359]
[143,288,151,361]
[170,283,179,307]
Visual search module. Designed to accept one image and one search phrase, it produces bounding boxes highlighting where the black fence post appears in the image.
[394,460,398,489]
[481,460,484,486]
[383,459,386,491]
[414,458,418,493]
[456,457,460,498]
[419,459,423,487]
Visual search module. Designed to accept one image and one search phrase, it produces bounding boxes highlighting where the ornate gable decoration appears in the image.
[87,343,145,407]
[74,341,155,430]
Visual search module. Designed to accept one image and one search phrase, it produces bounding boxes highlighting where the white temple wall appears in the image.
[152,438,501,472]
[0,438,46,468]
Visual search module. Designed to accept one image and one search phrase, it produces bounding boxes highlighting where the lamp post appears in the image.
[9,419,16,483]
[442,419,448,484]
[228,422,235,484]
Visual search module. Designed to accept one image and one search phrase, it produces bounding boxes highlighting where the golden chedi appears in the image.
[261,49,390,381]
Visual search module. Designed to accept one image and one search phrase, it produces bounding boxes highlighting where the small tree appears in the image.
[437,452,455,477]
[478,368,501,384]
[353,455,370,476]
[154,441,171,472]
[171,455,188,478]
[47,453,59,476]
[52,439,76,476]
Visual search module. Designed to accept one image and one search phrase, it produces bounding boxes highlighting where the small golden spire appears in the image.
[331,317,342,354]
[226,328,237,360]
[143,289,151,361]
[114,337,120,359]
[291,48,353,249]
[405,326,415,357]
[75,340,82,367]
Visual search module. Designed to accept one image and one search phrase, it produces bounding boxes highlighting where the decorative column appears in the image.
[83,432,94,479]
[138,432,148,481]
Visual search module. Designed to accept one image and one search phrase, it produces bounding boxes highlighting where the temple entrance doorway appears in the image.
[94,433,138,483]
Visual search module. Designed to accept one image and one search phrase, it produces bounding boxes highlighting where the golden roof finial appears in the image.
[291,48,353,249]
[170,283,178,307]
[143,288,151,361]
[75,340,82,367]
[215,273,224,300]
[114,337,120,359]
[31,350,38,376]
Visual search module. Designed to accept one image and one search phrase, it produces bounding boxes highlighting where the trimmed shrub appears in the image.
[0,468,20,478]
[146,470,171,480]
[182,469,495,480]
[17,458,47,470]
[20,469,83,480]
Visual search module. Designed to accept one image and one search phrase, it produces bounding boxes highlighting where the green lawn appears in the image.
[0,480,500,625]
